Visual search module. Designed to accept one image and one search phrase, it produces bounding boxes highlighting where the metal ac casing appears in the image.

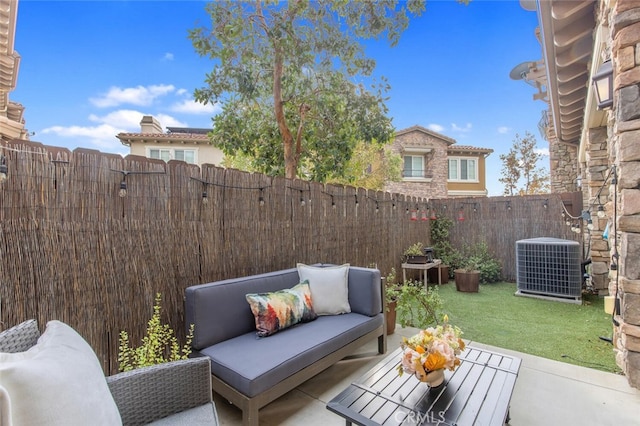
[516,237,581,303]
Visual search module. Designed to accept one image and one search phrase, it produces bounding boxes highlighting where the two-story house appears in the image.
[116,116,224,166]
[385,125,493,199]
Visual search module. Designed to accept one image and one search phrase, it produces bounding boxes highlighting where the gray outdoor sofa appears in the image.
[0,319,219,425]
[185,264,387,426]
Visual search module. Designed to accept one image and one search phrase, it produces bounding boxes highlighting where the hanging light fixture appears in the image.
[597,204,605,218]
[119,180,127,197]
[0,155,7,184]
[592,60,614,110]
[202,190,209,204]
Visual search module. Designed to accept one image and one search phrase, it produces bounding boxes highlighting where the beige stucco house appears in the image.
[0,0,28,143]
[116,116,224,167]
[385,125,493,199]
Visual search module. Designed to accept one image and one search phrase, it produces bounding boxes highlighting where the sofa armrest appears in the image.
[107,357,214,425]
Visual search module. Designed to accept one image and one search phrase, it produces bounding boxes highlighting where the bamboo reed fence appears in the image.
[0,140,581,373]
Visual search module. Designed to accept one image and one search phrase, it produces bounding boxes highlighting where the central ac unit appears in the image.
[515,237,582,303]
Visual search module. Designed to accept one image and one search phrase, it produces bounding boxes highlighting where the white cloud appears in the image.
[535,147,550,156]
[89,109,148,130]
[497,126,510,134]
[428,123,445,132]
[163,52,174,61]
[90,84,176,108]
[171,99,220,115]
[41,123,128,153]
[451,122,472,133]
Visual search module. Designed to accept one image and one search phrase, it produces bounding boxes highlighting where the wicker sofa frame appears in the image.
[0,319,218,425]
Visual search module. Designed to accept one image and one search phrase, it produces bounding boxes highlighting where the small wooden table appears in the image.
[402,259,442,286]
[327,346,521,426]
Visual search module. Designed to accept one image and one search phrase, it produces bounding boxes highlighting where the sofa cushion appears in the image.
[0,320,122,426]
[198,312,383,397]
[0,319,39,353]
[297,263,351,315]
[246,282,317,337]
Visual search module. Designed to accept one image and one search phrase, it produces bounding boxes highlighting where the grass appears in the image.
[428,282,621,374]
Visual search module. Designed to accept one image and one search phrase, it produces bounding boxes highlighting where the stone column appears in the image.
[585,127,610,292]
[610,0,640,388]
[549,137,579,193]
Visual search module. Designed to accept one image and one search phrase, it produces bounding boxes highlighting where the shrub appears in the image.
[393,280,443,329]
[118,293,194,372]
[460,241,502,284]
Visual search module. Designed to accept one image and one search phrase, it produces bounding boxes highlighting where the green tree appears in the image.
[189,0,461,181]
[499,131,550,195]
[326,142,402,190]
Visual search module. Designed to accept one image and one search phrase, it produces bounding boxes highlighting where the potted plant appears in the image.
[403,242,428,264]
[454,241,502,293]
[393,279,443,329]
[384,268,399,335]
[454,256,481,293]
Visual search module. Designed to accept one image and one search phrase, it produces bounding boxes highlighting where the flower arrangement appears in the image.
[397,316,465,382]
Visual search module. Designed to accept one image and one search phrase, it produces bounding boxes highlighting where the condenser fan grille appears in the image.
[516,237,582,303]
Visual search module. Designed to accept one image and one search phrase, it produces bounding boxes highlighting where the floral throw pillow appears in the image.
[245,281,317,337]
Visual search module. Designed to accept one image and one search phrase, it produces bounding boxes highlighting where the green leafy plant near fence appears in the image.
[459,241,502,284]
[118,293,194,372]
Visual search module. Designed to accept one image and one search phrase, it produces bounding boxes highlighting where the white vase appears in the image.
[420,369,445,387]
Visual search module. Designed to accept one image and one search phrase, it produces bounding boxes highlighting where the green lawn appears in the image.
[432,281,620,374]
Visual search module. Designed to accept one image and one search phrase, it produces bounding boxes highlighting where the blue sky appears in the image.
[13,0,547,196]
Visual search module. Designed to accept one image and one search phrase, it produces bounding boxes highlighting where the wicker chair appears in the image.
[0,320,219,425]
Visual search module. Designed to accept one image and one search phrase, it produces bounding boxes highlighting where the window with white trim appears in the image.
[148,148,197,164]
[448,157,478,182]
[403,155,424,178]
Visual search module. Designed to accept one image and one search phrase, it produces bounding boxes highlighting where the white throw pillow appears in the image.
[0,320,122,426]
[297,263,351,315]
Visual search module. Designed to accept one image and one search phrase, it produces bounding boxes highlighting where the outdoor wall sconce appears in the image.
[457,207,464,222]
[300,190,306,207]
[592,60,613,110]
[0,155,7,184]
[430,207,437,220]
[420,208,428,221]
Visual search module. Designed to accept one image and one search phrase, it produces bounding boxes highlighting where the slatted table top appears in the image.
[327,346,521,426]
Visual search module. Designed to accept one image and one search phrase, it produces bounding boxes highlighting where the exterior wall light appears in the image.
[592,60,613,110]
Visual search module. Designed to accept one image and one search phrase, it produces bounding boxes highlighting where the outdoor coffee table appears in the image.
[327,346,521,425]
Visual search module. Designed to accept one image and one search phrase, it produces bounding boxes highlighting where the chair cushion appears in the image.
[0,319,39,353]
[199,312,383,397]
[245,282,317,337]
[0,320,122,425]
[297,263,351,315]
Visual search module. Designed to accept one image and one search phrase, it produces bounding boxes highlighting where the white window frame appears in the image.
[448,157,479,182]
[401,148,432,182]
[146,147,198,165]
[403,154,425,179]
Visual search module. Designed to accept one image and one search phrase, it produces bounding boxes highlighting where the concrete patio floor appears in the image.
[214,326,640,425]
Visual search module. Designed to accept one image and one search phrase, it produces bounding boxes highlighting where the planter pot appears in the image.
[454,269,480,293]
[406,255,428,264]
[386,300,397,335]
[428,265,450,284]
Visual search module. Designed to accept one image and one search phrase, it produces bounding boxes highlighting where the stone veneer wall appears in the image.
[610,0,640,388]
[549,137,579,193]
[384,131,449,199]
[585,127,611,292]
